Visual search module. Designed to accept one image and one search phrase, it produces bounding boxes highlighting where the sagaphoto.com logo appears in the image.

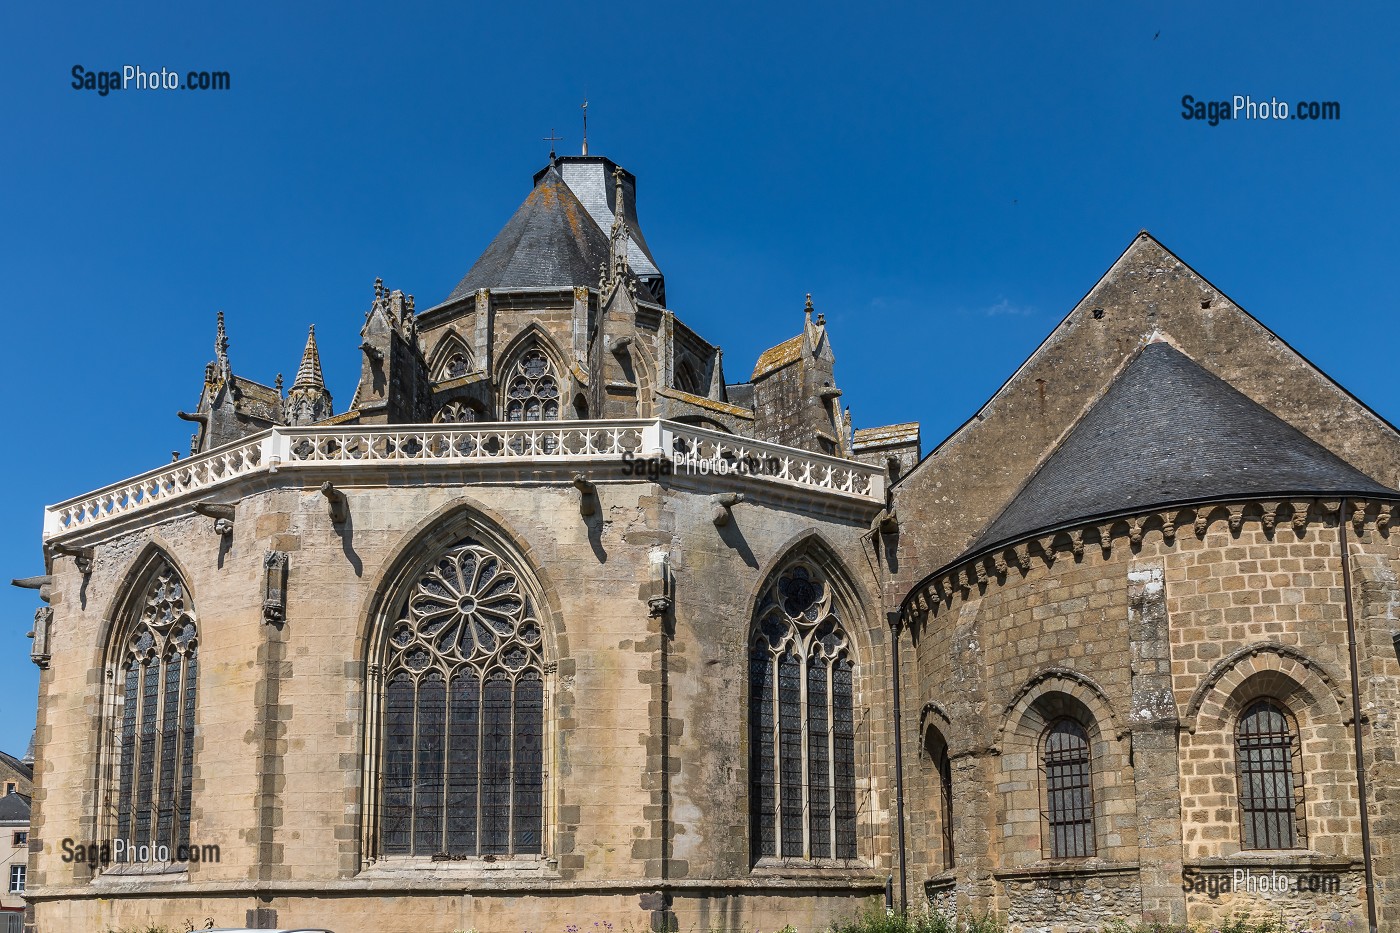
[72,64,231,97]
[1181,94,1339,126]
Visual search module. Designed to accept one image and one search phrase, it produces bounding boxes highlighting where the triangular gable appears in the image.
[891,231,1400,578]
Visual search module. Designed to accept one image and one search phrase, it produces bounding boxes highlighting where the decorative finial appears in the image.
[214,311,231,379]
[805,294,813,316]
[543,128,563,161]
[274,372,283,395]
[374,277,384,302]
[581,99,589,155]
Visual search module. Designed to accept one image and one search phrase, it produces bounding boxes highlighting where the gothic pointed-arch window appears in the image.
[379,537,545,857]
[1236,699,1305,850]
[749,562,857,862]
[109,557,199,856]
[1043,718,1095,858]
[431,334,474,382]
[503,349,560,422]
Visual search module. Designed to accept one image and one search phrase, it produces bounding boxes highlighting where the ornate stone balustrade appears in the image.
[44,420,884,539]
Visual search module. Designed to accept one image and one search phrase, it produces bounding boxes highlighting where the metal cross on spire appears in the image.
[581,98,589,155]
[543,128,563,160]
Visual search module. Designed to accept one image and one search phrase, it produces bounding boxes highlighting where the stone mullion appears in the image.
[826,653,838,859]
[798,640,810,859]
[769,652,781,854]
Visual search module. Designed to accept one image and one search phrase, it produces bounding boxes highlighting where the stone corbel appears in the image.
[572,473,598,517]
[711,492,743,527]
[321,482,348,525]
[50,542,94,575]
[192,502,236,537]
[263,551,289,624]
[1378,504,1392,533]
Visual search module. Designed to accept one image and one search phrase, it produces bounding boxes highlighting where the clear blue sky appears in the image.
[2,2,1397,755]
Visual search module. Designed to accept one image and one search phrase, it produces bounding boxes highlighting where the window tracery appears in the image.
[749,562,857,861]
[380,538,544,857]
[434,400,480,424]
[503,349,560,422]
[111,558,198,856]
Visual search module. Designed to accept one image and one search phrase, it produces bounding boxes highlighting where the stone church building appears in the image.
[16,153,1400,933]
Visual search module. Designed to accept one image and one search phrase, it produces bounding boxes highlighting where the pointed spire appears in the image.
[293,325,325,390]
[283,324,333,427]
[214,310,231,381]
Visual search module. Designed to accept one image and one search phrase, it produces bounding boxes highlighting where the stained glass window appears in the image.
[1044,719,1094,858]
[1236,700,1304,850]
[749,562,858,861]
[504,349,560,422]
[112,558,198,857]
[380,538,545,857]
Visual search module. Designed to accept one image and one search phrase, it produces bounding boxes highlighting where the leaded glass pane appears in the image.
[117,665,138,842]
[414,675,447,854]
[480,675,513,855]
[749,651,775,859]
[383,674,414,855]
[513,674,544,854]
[447,671,480,855]
[808,660,831,858]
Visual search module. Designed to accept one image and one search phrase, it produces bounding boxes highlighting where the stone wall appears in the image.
[902,502,1386,930]
[27,465,890,933]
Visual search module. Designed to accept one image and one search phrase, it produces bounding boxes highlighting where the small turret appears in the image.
[182,312,282,452]
[284,325,334,425]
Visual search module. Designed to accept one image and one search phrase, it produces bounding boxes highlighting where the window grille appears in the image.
[1236,699,1303,850]
[937,745,954,869]
[381,538,545,857]
[1043,718,1094,858]
[111,558,198,856]
[749,562,857,861]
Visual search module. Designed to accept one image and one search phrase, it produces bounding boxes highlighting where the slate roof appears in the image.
[0,751,32,783]
[0,792,29,823]
[446,166,611,302]
[964,341,1395,557]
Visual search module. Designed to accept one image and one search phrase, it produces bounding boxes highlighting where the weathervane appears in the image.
[581,98,589,155]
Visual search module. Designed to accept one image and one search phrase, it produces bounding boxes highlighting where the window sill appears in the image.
[91,863,190,884]
[993,860,1139,882]
[359,855,560,881]
[749,857,878,881]
[1185,852,1360,871]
